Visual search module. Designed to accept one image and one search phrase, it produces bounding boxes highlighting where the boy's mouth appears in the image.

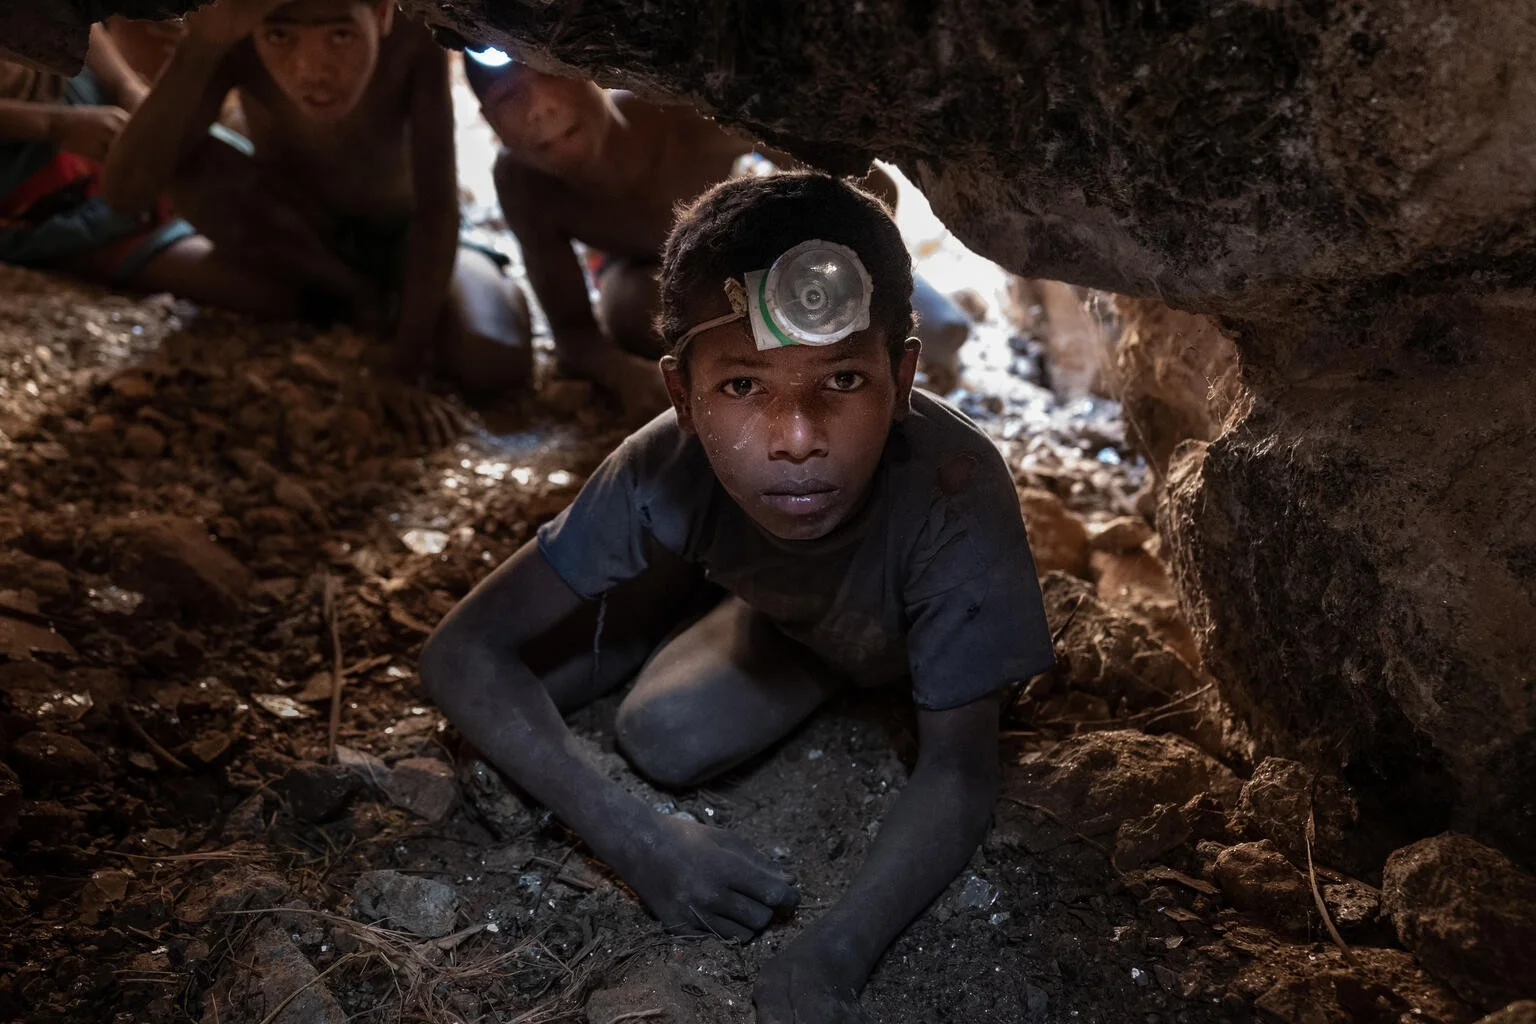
[759,479,839,517]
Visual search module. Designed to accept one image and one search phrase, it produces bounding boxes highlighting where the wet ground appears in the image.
[0,254,1495,1024]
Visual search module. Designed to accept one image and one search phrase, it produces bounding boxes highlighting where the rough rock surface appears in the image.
[100,514,251,621]
[9,731,104,786]
[1228,757,1362,873]
[1476,1005,1536,1024]
[997,730,1238,855]
[1382,834,1536,1010]
[352,869,458,938]
[1018,489,1089,578]
[381,756,459,823]
[1213,840,1313,935]
[1163,311,1536,859]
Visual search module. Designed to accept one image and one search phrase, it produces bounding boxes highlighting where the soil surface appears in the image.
[0,265,1483,1024]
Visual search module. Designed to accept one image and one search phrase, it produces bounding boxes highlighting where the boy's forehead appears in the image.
[265,0,368,24]
[692,322,888,369]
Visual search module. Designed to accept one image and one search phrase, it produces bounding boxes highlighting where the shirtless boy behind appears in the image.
[103,0,531,442]
[422,172,1053,1022]
[464,54,971,414]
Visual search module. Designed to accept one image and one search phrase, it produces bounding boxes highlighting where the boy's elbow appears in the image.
[417,623,465,706]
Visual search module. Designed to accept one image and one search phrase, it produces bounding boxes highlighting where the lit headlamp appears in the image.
[466,46,512,67]
[676,240,872,353]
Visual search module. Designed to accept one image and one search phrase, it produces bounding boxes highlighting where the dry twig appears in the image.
[117,704,189,771]
[1304,804,1355,964]
[323,574,344,759]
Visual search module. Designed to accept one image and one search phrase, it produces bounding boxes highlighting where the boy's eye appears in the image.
[720,377,763,398]
[263,28,292,44]
[826,370,865,392]
[331,28,357,43]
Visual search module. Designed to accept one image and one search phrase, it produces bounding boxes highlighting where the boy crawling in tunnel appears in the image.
[102,0,531,444]
[422,172,1053,1021]
[463,52,972,417]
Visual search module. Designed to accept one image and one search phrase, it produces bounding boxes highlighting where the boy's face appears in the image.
[480,67,611,178]
[664,318,919,542]
[254,0,390,123]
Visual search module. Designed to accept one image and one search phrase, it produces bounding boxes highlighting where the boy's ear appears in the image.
[893,336,920,420]
[374,0,395,35]
[659,355,696,434]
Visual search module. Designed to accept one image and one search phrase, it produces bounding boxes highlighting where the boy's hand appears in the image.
[618,815,798,941]
[754,938,872,1024]
[50,106,129,161]
[370,377,472,449]
[186,0,283,46]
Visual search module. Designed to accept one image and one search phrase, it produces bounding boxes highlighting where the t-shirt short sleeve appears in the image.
[536,410,697,599]
[902,446,1055,711]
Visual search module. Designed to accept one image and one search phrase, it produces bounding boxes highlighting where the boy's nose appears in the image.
[768,402,829,463]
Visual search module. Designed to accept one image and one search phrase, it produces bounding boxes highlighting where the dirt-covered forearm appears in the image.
[101,36,231,211]
[85,23,147,110]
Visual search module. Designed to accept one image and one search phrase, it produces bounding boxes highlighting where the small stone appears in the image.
[383,757,458,823]
[1382,833,1536,1009]
[1322,878,1382,934]
[1089,516,1156,553]
[10,731,104,785]
[123,423,166,459]
[1024,983,1049,1021]
[459,758,533,840]
[352,869,458,937]
[956,875,1000,910]
[1018,487,1090,577]
[222,793,267,839]
[1212,840,1312,935]
[282,763,362,823]
[273,477,326,524]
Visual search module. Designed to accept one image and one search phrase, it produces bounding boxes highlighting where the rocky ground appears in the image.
[0,263,1532,1024]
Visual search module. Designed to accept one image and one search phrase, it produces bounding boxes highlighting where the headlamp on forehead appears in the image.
[677,240,872,353]
[466,46,512,67]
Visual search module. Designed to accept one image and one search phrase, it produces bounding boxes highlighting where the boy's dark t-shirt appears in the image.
[537,390,1055,710]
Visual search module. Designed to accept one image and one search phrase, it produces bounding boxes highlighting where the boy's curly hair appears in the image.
[658,171,915,363]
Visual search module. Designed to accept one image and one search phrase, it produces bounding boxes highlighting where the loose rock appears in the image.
[1382,833,1536,1009]
[1213,840,1313,935]
[1229,757,1361,873]
[382,757,459,823]
[204,923,346,1024]
[10,730,104,785]
[460,757,535,840]
[1018,488,1090,578]
[282,763,362,823]
[998,730,1239,854]
[105,515,251,621]
[352,869,458,937]
[122,423,166,459]
[1089,516,1155,554]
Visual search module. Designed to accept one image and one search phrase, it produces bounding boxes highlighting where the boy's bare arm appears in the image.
[754,696,1002,1024]
[421,541,797,936]
[391,41,458,380]
[495,162,663,410]
[101,0,266,211]
[85,23,149,112]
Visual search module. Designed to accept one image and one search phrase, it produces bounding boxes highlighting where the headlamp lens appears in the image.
[762,241,872,345]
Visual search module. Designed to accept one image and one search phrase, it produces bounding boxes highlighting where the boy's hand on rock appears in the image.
[50,106,129,162]
[370,378,471,449]
[624,815,797,941]
[754,941,871,1024]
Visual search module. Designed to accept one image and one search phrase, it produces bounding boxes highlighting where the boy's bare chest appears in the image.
[238,78,414,218]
